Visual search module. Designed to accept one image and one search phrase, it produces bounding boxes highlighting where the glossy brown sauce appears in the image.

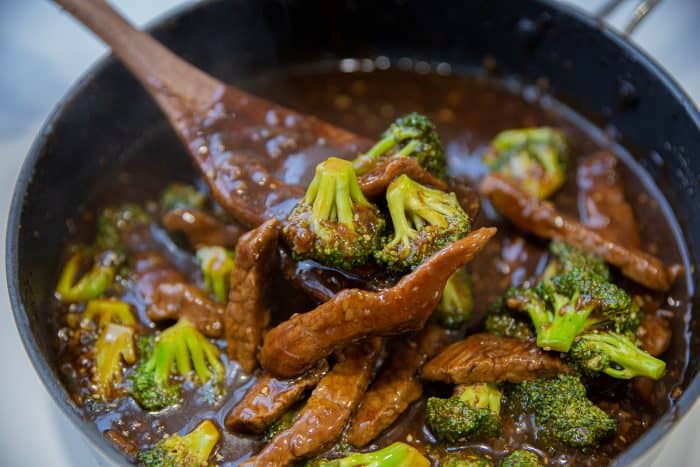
[52,65,691,466]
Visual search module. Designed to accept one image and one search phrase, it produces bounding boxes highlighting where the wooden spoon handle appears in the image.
[53,0,223,113]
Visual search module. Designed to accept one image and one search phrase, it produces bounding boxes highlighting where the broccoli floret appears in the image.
[375,175,470,271]
[436,268,474,329]
[137,419,219,467]
[426,383,501,444]
[506,266,638,353]
[55,249,118,303]
[568,331,666,380]
[353,113,446,178]
[196,246,235,303]
[426,447,495,467]
[82,298,136,328]
[95,204,150,250]
[308,442,430,467]
[548,241,609,280]
[484,298,535,341]
[484,127,568,199]
[507,374,617,449]
[130,319,224,411]
[283,157,385,269]
[94,323,137,399]
[159,183,207,213]
[263,404,302,442]
[501,450,543,467]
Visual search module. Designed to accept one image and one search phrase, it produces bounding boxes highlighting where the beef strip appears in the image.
[133,252,224,337]
[421,333,569,384]
[480,173,677,291]
[240,339,382,466]
[225,218,279,373]
[358,157,447,197]
[225,360,329,434]
[577,151,641,248]
[162,207,244,248]
[260,227,496,378]
[347,324,455,447]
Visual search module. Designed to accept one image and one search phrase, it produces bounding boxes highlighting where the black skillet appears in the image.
[6,0,700,465]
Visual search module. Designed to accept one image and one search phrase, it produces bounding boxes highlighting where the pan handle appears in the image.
[596,0,662,35]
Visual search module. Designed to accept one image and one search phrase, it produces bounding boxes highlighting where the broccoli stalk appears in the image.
[159,183,207,212]
[55,250,116,303]
[309,442,430,467]
[196,246,235,303]
[137,419,220,467]
[94,323,137,399]
[568,332,666,380]
[507,374,617,449]
[501,450,543,467]
[376,175,470,271]
[352,113,446,178]
[130,319,225,411]
[426,383,502,444]
[436,268,474,329]
[483,127,568,199]
[82,298,136,328]
[283,157,385,269]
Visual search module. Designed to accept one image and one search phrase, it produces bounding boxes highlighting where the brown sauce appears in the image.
[51,64,692,465]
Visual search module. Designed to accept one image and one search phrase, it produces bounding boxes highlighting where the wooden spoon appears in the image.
[54,0,371,227]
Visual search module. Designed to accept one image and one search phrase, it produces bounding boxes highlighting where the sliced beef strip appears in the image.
[162,207,244,248]
[225,218,279,373]
[260,227,496,378]
[347,324,455,447]
[421,333,569,385]
[480,173,677,292]
[577,151,641,248]
[240,339,382,466]
[133,252,224,337]
[225,360,329,434]
[358,157,448,198]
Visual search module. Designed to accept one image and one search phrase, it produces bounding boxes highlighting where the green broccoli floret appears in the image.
[196,246,235,303]
[137,419,219,467]
[507,374,617,449]
[353,113,446,178]
[568,331,666,380]
[95,204,150,250]
[547,241,609,280]
[375,175,470,271]
[426,383,502,444]
[159,183,207,213]
[484,298,535,341]
[484,127,568,199]
[130,319,224,411]
[501,450,543,467]
[308,442,430,467]
[55,249,118,303]
[436,268,474,329]
[505,267,638,353]
[282,157,385,270]
[426,447,495,467]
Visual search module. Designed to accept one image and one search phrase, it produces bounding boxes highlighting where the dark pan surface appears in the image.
[6,0,700,465]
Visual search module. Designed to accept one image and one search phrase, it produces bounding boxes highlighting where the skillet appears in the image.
[6,0,700,465]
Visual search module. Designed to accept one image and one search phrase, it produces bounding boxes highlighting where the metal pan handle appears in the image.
[596,0,662,35]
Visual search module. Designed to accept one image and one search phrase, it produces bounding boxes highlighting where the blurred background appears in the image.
[0,0,698,465]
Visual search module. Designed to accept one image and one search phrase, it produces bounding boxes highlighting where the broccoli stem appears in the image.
[137,419,220,466]
[94,323,136,399]
[82,298,135,328]
[308,157,369,231]
[314,442,430,467]
[56,251,115,302]
[457,383,501,415]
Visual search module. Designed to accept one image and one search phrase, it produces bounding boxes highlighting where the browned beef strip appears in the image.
[162,207,244,248]
[260,227,496,378]
[347,324,455,447]
[225,219,279,373]
[133,252,224,337]
[240,339,382,466]
[421,333,569,384]
[225,360,329,434]
[480,173,677,292]
[358,157,448,197]
[577,151,641,248]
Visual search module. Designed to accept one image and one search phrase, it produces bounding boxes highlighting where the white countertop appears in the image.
[1,1,698,465]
